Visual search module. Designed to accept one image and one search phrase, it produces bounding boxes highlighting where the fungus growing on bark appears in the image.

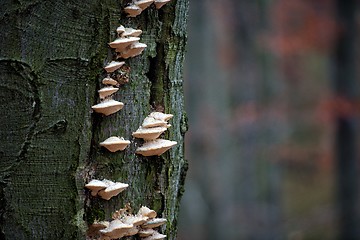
[132,126,168,140]
[135,0,154,10]
[91,100,124,116]
[149,111,173,121]
[85,179,128,200]
[141,218,167,229]
[102,77,118,86]
[98,86,119,99]
[124,4,142,17]
[116,25,126,35]
[100,136,131,152]
[137,206,157,219]
[99,219,133,239]
[98,182,129,200]
[138,228,156,237]
[109,37,140,52]
[135,139,177,156]
[141,116,168,128]
[154,0,171,9]
[123,215,149,226]
[121,28,143,37]
[118,42,147,59]
[85,179,108,196]
[104,61,125,73]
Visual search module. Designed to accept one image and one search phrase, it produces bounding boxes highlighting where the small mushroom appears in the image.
[154,0,171,9]
[149,112,173,121]
[98,182,129,200]
[102,77,118,86]
[98,86,119,99]
[100,219,133,239]
[121,28,143,37]
[100,136,131,152]
[138,228,156,238]
[132,126,167,140]
[104,61,125,73]
[116,25,126,35]
[90,221,110,231]
[85,179,108,196]
[124,4,142,17]
[119,42,147,59]
[143,231,167,240]
[135,0,154,10]
[109,37,140,52]
[91,100,124,116]
[135,139,177,156]
[142,116,168,128]
[142,218,167,229]
[137,206,157,219]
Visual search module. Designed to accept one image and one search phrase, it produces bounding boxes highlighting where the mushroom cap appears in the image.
[91,100,124,116]
[123,215,149,226]
[142,116,168,128]
[154,0,171,9]
[116,25,125,35]
[121,28,143,37]
[135,0,154,10]
[132,126,167,140]
[137,206,157,219]
[98,182,129,200]
[109,37,140,52]
[135,139,177,156]
[102,77,118,86]
[138,228,156,238]
[90,220,110,230]
[100,136,131,152]
[149,112,173,121]
[142,218,167,229]
[119,42,147,59]
[124,4,142,17]
[98,86,119,99]
[100,219,133,238]
[104,61,125,73]
[143,231,167,240]
[85,179,108,191]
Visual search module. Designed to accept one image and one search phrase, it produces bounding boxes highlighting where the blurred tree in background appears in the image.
[179,0,360,239]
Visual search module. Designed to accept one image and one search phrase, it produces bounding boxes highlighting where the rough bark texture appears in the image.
[0,0,188,239]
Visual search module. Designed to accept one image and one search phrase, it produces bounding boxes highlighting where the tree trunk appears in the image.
[0,1,188,239]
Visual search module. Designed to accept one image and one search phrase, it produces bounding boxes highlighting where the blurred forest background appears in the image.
[178,0,360,239]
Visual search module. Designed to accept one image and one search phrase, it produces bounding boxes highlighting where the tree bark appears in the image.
[0,0,188,239]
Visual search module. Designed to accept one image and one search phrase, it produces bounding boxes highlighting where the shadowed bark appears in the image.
[0,0,188,239]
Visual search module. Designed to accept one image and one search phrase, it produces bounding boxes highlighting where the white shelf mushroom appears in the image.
[141,218,167,229]
[135,0,154,10]
[132,126,168,140]
[124,4,142,17]
[154,0,171,9]
[135,139,177,156]
[102,77,118,86]
[98,182,129,200]
[98,86,119,99]
[143,231,167,240]
[91,100,124,116]
[104,61,125,73]
[119,42,147,59]
[99,219,133,239]
[99,136,131,152]
[109,37,140,52]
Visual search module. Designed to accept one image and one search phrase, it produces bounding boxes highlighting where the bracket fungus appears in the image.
[141,218,167,229]
[85,179,128,200]
[137,206,157,219]
[132,126,168,140]
[143,231,167,240]
[102,77,118,86]
[142,116,169,128]
[124,4,142,17]
[135,0,155,10]
[109,37,140,52]
[91,100,124,116]
[121,27,143,37]
[149,111,173,121]
[98,86,119,99]
[118,42,147,59]
[135,139,177,156]
[99,219,133,239]
[104,61,125,73]
[154,0,171,9]
[100,136,131,152]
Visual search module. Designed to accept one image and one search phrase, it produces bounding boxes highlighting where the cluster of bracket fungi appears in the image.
[86,1,173,239]
[88,205,167,240]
